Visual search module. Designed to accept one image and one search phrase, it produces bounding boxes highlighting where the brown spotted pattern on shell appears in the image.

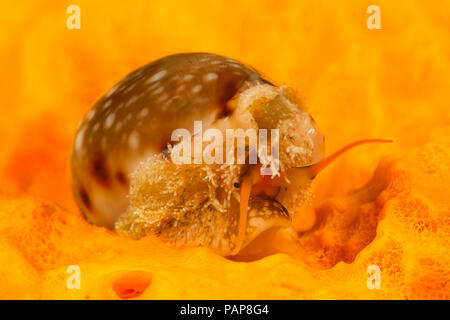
[71,53,273,228]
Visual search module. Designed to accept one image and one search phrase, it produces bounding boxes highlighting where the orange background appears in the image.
[0,0,449,299]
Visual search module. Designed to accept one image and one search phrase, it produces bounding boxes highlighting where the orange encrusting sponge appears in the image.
[0,129,448,299]
[1,0,449,300]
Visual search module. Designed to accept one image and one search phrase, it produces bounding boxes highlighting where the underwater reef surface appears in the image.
[0,129,449,299]
[0,0,449,299]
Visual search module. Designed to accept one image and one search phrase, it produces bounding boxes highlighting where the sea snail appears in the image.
[71,53,390,257]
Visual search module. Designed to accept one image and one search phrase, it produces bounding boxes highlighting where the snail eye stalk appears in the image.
[307,139,393,178]
[231,178,252,255]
